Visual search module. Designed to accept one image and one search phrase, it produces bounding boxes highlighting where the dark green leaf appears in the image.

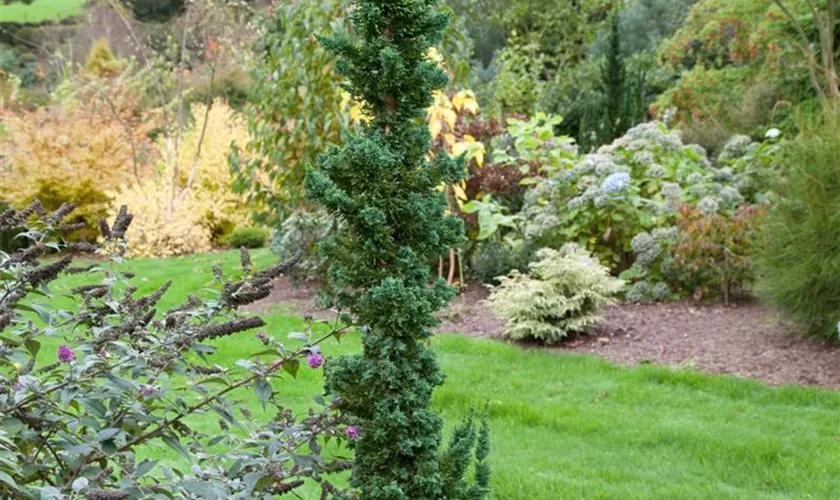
[96,428,120,442]
[282,359,299,378]
[253,378,272,410]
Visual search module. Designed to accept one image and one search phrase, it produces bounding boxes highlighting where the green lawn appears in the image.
[0,0,86,23]
[44,249,840,499]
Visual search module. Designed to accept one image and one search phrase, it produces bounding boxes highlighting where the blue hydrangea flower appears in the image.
[600,172,631,193]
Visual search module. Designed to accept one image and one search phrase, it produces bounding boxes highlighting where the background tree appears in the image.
[598,11,632,144]
[126,0,186,23]
[230,0,352,225]
[306,0,489,497]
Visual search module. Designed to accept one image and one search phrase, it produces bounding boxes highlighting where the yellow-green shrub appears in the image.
[84,39,125,78]
[111,184,213,258]
[488,245,625,343]
[31,179,111,242]
[110,101,250,257]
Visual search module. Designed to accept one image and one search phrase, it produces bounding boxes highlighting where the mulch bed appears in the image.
[249,277,840,390]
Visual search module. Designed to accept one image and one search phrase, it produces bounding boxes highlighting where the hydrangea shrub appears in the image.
[0,201,353,498]
[520,121,778,278]
[488,245,625,343]
[305,0,490,498]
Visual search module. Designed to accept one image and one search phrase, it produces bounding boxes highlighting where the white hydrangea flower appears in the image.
[718,134,753,161]
[594,195,610,208]
[652,226,678,243]
[646,164,666,178]
[72,478,89,492]
[631,232,661,267]
[687,183,708,198]
[567,196,586,209]
[627,281,650,302]
[698,196,720,214]
[686,172,704,185]
[765,128,782,139]
[661,182,682,199]
[718,186,744,205]
[712,167,734,182]
[651,282,671,301]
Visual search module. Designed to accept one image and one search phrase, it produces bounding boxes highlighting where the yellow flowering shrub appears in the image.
[112,184,213,258]
[110,100,250,257]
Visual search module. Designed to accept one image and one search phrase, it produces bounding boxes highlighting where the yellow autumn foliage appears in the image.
[110,100,250,257]
[426,89,485,208]
[113,184,214,258]
[0,89,152,240]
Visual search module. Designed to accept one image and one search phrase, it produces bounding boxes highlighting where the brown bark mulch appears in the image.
[249,277,840,390]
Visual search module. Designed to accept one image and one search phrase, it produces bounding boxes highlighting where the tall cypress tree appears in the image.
[599,11,630,144]
[305,1,467,498]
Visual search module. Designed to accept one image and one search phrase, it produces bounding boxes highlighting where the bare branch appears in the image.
[81,81,144,189]
[103,0,174,157]
[178,63,217,201]
[170,3,195,211]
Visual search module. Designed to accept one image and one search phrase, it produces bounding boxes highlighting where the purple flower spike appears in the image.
[57,345,75,363]
[257,332,269,345]
[12,381,23,391]
[345,426,359,440]
[306,352,324,369]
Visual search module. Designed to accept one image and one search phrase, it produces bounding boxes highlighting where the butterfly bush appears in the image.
[0,201,354,499]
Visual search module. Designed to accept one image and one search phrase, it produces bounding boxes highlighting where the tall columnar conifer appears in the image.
[600,10,630,144]
[304,0,467,498]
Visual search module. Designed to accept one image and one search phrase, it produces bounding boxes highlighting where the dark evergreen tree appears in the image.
[128,0,185,23]
[599,11,632,144]
[306,1,488,498]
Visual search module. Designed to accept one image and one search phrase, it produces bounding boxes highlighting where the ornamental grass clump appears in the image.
[755,122,840,339]
[305,0,490,498]
[0,201,354,498]
[488,245,625,344]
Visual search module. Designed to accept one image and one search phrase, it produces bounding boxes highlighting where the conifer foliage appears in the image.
[305,1,487,498]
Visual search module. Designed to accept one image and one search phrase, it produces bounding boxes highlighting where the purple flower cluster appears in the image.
[345,426,359,440]
[306,352,324,369]
[57,345,75,363]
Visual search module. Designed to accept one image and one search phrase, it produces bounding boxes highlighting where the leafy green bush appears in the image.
[653,0,823,137]
[489,39,545,116]
[469,239,533,284]
[227,226,267,249]
[520,121,776,272]
[0,202,352,497]
[230,0,352,224]
[129,0,185,22]
[271,208,334,282]
[755,124,840,338]
[489,245,624,343]
[625,204,767,303]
